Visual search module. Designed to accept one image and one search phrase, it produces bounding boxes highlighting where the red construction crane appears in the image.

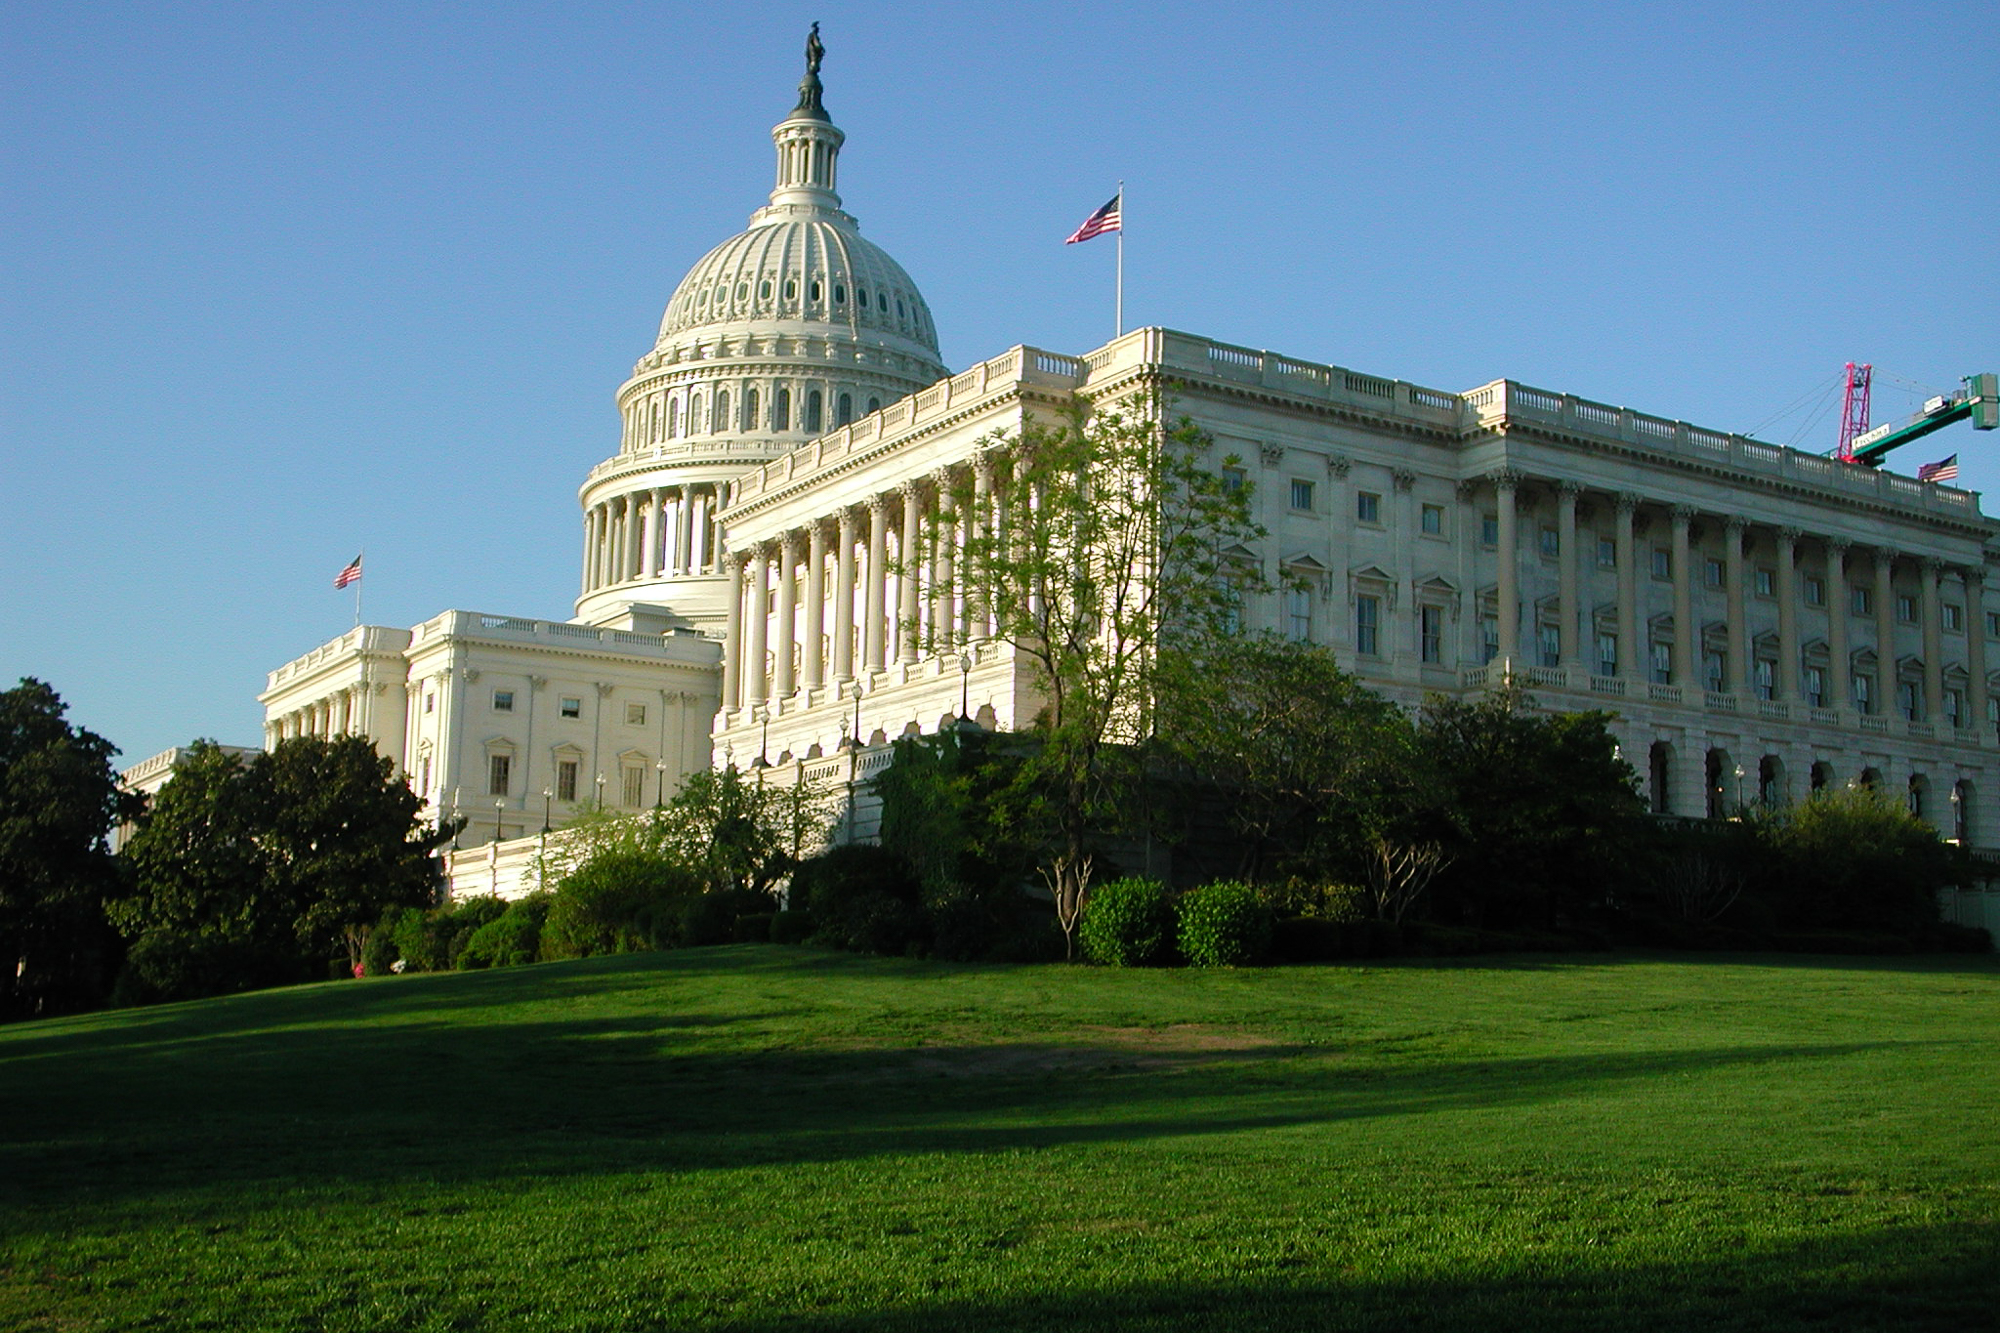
[1835,362,1872,462]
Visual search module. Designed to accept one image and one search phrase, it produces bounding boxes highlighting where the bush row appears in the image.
[1072,878,1275,967]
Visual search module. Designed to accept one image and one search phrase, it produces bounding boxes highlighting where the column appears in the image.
[898,483,922,664]
[1967,568,1989,742]
[1922,558,1944,721]
[597,503,613,588]
[1670,506,1696,689]
[1776,528,1801,702]
[804,521,827,690]
[607,498,626,584]
[722,554,744,711]
[580,507,598,596]
[971,453,994,637]
[1725,517,1749,696]
[1615,494,1640,682]
[690,489,710,573]
[626,494,646,580]
[745,546,770,705]
[673,490,693,574]
[644,489,666,578]
[773,533,798,700]
[1875,550,1896,714]
[1557,482,1580,669]
[1827,541,1852,710]
[933,471,956,648]
[1494,472,1520,669]
[864,497,889,671]
[834,509,857,680]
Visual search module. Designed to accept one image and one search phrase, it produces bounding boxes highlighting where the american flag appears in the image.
[1065,194,1121,244]
[333,554,363,589]
[1917,455,1959,483]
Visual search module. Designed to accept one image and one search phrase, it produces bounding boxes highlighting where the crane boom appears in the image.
[1851,373,1999,467]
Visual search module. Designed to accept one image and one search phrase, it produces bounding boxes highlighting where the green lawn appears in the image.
[2,947,1997,1331]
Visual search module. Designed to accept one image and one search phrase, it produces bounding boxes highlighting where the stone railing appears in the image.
[404,611,721,658]
[266,624,415,689]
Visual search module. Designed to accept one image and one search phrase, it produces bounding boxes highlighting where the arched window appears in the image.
[690,394,705,435]
[809,280,822,303]
[668,398,681,439]
[878,291,888,312]
[759,280,771,301]
[805,390,823,433]
[774,388,791,430]
[1909,774,1931,822]
[836,393,853,426]
[856,287,868,308]
[745,388,760,431]
[714,390,731,433]
[785,278,798,301]
[833,283,845,305]
[1810,760,1833,793]
[866,396,881,415]
[1649,742,1673,815]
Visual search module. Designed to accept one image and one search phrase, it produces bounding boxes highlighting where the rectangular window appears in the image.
[424,693,435,714]
[1356,491,1382,524]
[1539,624,1560,668]
[626,703,647,726]
[1222,466,1246,494]
[1651,548,1671,581]
[1944,603,1964,632]
[492,689,514,713]
[1988,610,2000,638]
[1481,513,1499,546]
[1754,568,1775,597]
[1539,527,1560,559]
[1421,503,1444,536]
[1355,595,1380,656]
[1896,594,1918,623]
[1803,665,1825,708]
[1596,631,1617,677]
[1597,537,1617,569]
[1852,586,1872,615]
[1651,642,1672,684]
[1853,673,1873,714]
[1289,479,1315,512]
[622,768,645,808]
[1754,659,1774,701]
[1287,587,1312,641]
[1480,617,1498,664]
[557,760,578,802]
[1420,606,1443,663]
[1703,650,1726,693]
[559,696,582,719]
[1946,690,1964,728]
[418,757,431,794]
[1898,680,1920,721]
[1990,696,1999,741]
[1704,559,1725,589]
[488,754,511,798]
[1805,576,1825,607]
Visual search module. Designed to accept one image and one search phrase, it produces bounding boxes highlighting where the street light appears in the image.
[541,786,553,834]
[1733,763,1746,813]
[756,706,770,768]
[958,651,973,728]
[850,679,866,750]
[495,798,506,846]
[655,759,669,807]
[594,772,606,808]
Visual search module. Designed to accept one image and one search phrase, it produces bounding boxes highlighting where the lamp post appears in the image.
[594,772,606,809]
[851,679,865,749]
[756,706,770,768]
[1733,763,1746,814]
[541,786,552,834]
[958,651,973,728]
[495,798,506,846]
[450,786,462,850]
[1950,783,1964,844]
[655,759,669,808]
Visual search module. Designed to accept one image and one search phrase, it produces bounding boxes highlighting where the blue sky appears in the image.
[4,1,1996,762]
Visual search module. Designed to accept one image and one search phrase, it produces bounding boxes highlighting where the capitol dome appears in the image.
[575,29,948,632]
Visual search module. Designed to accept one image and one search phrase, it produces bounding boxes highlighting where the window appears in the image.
[1991,696,1999,741]
[1479,618,1499,663]
[559,696,582,720]
[622,768,645,808]
[1356,491,1381,524]
[1651,548,1671,580]
[1803,665,1825,708]
[1852,586,1872,615]
[1481,514,1499,546]
[715,389,731,432]
[1651,642,1672,684]
[1596,632,1617,677]
[837,392,853,427]
[424,693,435,714]
[1421,606,1443,664]
[745,388,760,431]
[1898,680,1920,721]
[805,390,823,433]
[1286,587,1312,641]
[1421,503,1444,535]
[1853,673,1873,714]
[1754,568,1775,597]
[1946,690,1964,728]
[1805,576,1825,607]
[1597,537,1616,568]
[867,396,881,414]
[488,754,511,798]
[1289,479,1315,512]
[1355,595,1380,656]
[1703,651,1726,693]
[774,387,791,430]
[1896,594,1918,623]
[1222,466,1246,494]
[1704,559,1725,589]
[418,757,431,794]
[492,689,514,713]
[626,703,646,726]
[1988,610,2000,638]
[1538,624,1560,668]
[1539,527,1560,559]
[556,760,578,802]
[1754,659,1774,702]
[1944,603,1964,632]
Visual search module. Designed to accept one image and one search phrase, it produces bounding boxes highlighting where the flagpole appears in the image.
[354,548,364,630]
[1114,181,1124,339]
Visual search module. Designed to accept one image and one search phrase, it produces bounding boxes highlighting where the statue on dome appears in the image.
[795,22,827,118]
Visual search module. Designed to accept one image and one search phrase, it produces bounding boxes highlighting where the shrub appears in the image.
[792,844,928,956]
[114,929,308,1004]
[769,910,814,945]
[360,927,399,977]
[542,849,698,959]
[456,895,551,970]
[1176,880,1274,967]
[1079,877,1176,966]
[732,913,774,943]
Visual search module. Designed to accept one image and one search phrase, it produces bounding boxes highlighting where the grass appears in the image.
[2,946,1998,1331]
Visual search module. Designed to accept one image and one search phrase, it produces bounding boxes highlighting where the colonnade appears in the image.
[580,483,724,595]
[721,456,999,712]
[267,687,367,745]
[1483,470,1990,737]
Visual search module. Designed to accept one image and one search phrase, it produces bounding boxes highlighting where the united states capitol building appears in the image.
[248,38,2000,896]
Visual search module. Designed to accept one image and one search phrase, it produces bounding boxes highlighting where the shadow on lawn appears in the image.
[705,1220,2000,1333]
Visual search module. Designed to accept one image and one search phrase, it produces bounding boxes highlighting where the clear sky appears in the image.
[4,1,1996,764]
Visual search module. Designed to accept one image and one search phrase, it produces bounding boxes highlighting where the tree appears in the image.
[934,395,1265,956]
[0,679,139,1017]
[1758,784,1959,933]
